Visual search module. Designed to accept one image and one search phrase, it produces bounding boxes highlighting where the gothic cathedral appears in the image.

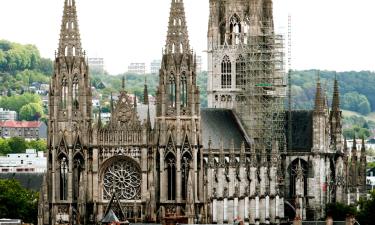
[38,0,367,225]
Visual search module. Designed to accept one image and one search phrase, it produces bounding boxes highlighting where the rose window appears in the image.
[103,159,141,200]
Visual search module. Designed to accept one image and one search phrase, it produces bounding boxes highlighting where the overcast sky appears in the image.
[0,0,374,74]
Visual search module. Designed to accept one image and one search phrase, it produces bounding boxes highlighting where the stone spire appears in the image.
[143,78,149,105]
[110,92,114,113]
[361,137,366,156]
[122,76,126,90]
[314,72,325,112]
[165,0,190,54]
[352,135,357,157]
[58,0,83,57]
[344,137,348,154]
[98,107,102,129]
[332,73,340,111]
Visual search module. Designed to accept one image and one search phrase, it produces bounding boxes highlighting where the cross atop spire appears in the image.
[165,0,190,54]
[57,0,83,57]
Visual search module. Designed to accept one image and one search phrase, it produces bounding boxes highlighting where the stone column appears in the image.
[176,147,181,203]
[234,197,239,218]
[68,148,73,201]
[244,196,249,221]
[223,198,228,222]
[52,148,56,203]
[142,147,148,202]
[212,199,217,223]
[159,148,166,201]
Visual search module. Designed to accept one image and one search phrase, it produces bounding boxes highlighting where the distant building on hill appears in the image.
[196,55,203,73]
[0,149,46,173]
[0,121,47,139]
[88,57,104,74]
[0,108,17,121]
[150,60,161,74]
[128,62,146,74]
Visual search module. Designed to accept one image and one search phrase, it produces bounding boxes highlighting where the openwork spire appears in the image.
[314,72,324,112]
[165,0,190,54]
[332,74,340,111]
[57,0,83,57]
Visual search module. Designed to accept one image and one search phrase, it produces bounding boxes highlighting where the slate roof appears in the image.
[136,104,156,128]
[101,209,119,224]
[285,110,313,152]
[201,108,248,149]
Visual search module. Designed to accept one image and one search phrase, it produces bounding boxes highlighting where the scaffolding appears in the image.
[237,20,286,153]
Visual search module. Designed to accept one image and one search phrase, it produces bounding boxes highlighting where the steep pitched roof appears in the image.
[201,108,248,149]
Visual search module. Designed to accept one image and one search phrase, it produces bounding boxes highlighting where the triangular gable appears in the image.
[103,192,125,222]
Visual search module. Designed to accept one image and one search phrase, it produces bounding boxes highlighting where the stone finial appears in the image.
[57,0,83,57]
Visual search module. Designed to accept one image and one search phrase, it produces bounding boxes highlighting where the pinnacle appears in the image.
[332,74,340,111]
[165,0,190,54]
[314,72,324,112]
[57,0,83,57]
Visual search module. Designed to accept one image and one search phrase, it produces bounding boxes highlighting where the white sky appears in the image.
[0,0,375,74]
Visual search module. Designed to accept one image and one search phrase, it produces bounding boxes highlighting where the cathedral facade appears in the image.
[38,0,367,225]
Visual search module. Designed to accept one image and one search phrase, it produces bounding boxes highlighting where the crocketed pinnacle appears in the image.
[314,73,325,112]
[57,0,83,57]
[361,137,366,154]
[165,0,190,54]
[332,74,340,111]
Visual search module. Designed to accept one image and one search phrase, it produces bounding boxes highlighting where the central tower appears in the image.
[155,0,204,222]
[207,0,285,152]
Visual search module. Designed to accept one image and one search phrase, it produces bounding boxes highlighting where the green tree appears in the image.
[0,179,38,225]
[0,93,42,114]
[19,102,43,121]
[357,191,375,225]
[7,137,27,154]
[342,92,372,115]
[27,139,47,152]
[326,202,357,221]
[0,139,11,156]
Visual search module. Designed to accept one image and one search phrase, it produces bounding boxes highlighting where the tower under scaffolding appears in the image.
[238,22,286,153]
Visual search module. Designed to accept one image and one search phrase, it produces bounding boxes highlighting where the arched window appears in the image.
[166,153,176,200]
[73,154,84,200]
[168,74,176,108]
[180,73,187,107]
[61,76,68,109]
[229,15,241,45]
[236,55,246,89]
[221,56,232,89]
[72,75,79,109]
[59,156,68,200]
